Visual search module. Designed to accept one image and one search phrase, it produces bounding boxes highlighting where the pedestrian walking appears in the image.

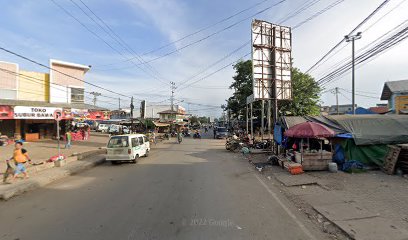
[9,142,31,181]
[3,159,15,183]
[213,128,216,139]
[65,130,72,149]
[152,131,157,145]
[84,126,89,140]
[177,131,183,144]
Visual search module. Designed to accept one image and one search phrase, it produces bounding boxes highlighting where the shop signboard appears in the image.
[71,108,90,119]
[14,106,62,119]
[88,111,108,120]
[62,108,74,120]
[0,105,14,119]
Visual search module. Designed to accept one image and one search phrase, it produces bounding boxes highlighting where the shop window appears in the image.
[71,87,84,103]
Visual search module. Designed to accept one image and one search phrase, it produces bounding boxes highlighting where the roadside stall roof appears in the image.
[284,122,335,138]
[282,115,408,146]
[153,122,170,127]
[328,115,408,145]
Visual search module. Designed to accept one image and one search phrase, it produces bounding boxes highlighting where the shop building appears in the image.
[0,99,106,140]
[0,58,107,141]
[381,79,408,114]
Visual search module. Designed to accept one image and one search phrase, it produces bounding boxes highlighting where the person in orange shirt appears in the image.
[8,142,31,181]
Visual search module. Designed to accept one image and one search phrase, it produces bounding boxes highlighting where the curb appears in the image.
[0,155,106,201]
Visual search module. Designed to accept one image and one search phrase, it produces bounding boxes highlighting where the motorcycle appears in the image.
[164,133,170,140]
[225,137,244,152]
[183,131,191,137]
[193,132,201,139]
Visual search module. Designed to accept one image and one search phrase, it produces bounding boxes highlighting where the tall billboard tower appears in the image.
[251,19,292,101]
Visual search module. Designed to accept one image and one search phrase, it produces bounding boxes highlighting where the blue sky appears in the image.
[1,0,408,116]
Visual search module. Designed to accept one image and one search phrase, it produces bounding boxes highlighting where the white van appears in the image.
[106,134,150,163]
[97,124,109,133]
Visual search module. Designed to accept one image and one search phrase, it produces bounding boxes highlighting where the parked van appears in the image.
[97,124,109,133]
[106,134,150,163]
[108,124,130,134]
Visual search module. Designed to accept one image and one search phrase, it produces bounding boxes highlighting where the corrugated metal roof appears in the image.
[281,116,307,129]
[381,80,408,100]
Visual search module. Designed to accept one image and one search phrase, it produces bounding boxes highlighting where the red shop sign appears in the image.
[0,105,14,119]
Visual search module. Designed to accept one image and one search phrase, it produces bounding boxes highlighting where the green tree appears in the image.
[198,116,209,124]
[226,61,321,118]
[279,68,321,116]
[227,60,253,120]
[190,116,199,125]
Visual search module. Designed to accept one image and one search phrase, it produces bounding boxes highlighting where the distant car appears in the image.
[76,122,89,128]
[215,127,228,139]
[97,124,109,133]
[109,124,130,134]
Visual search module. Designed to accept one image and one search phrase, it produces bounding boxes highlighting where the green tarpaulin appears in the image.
[341,139,389,167]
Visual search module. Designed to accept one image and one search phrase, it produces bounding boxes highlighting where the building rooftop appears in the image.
[0,99,107,110]
[50,59,91,73]
[157,110,185,115]
[381,80,408,100]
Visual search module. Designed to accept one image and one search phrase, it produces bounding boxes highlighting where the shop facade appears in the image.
[0,102,109,141]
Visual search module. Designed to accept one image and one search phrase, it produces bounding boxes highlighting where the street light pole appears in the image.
[345,32,362,115]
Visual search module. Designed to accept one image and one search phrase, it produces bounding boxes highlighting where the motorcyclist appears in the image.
[177,131,183,143]
[194,130,201,139]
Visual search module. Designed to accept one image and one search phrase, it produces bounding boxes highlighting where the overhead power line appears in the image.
[76,0,166,81]
[95,0,287,69]
[293,0,345,29]
[317,20,408,86]
[0,46,131,99]
[176,40,250,89]
[175,0,348,91]
[51,0,168,85]
[177,52,251,92]
[94,0,274,69]
[277,0,321,24]
[305,0,391,73]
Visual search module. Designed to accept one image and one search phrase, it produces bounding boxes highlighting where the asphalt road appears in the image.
[0,133,326,240]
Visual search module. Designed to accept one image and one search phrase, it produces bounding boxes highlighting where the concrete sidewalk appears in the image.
[250,154,408,240]
[0,153,106,200]
[0,132,109,173]
[0,132,163,200]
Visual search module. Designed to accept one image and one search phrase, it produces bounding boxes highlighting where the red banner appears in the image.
[89,111,110,120]
[0,105,14,119]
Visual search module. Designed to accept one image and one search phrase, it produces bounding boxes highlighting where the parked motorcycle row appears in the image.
[225,135,272,152]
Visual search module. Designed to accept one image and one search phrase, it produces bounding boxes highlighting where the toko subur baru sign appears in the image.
[14,106,62,119]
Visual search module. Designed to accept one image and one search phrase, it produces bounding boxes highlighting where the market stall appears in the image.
[285,122,335,171]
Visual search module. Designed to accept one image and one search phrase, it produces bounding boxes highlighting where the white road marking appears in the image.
[254,174,316,240]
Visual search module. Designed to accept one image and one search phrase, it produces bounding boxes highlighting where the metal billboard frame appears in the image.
[251,19,292,101]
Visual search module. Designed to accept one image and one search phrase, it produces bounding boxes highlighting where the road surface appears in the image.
[0,134,326,240]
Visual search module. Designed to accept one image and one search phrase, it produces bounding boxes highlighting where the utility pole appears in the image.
[89,92,101,107]
[170,81,176,131]
[170,81,176,112]
[130,97,134,133]
[118,97,121,110]
[261,100,264,140]
[267,100,271,140]
[335,87,339,115]
[345,32,362,115]
[250,102,253,136]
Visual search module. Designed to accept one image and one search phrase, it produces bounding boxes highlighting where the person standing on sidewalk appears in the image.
[10,142,31,181]
[65,130,72,149]
[152,131,157,145]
